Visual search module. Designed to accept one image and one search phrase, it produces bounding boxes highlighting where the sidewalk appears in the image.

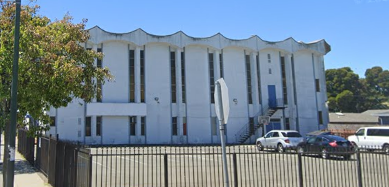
[0,136,51,187]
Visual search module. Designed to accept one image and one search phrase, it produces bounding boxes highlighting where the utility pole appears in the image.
[3,0,21,186]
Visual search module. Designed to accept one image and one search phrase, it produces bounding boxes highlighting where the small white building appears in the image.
[47,26,331,145]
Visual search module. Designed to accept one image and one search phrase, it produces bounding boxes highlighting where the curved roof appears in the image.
[87,26,331,55]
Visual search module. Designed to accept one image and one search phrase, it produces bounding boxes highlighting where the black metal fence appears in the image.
[35,136,90,187]
[16,129,35,165]
[87,145,389,187]
[17,131,389,187]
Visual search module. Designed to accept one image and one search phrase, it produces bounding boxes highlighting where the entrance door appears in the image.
[268,85,276,108]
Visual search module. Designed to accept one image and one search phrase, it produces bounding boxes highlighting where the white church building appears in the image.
[47,26,331,145]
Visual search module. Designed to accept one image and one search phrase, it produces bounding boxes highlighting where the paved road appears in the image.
[86,145,389,187]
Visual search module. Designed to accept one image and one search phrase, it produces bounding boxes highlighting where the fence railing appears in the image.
[87,145,389,187]
[35,136,89,187]
[17,130,389,187]
[17,129,35,165]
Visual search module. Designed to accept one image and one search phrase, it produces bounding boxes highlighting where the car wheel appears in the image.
[297,146,304,155]
[343,155,351,160]
[321,148,329,159]
[277,143,284,153]
[351,142,359,151]
[383,144,389,155]
[256,141,264,151]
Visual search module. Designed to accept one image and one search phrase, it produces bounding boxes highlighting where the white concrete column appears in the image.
[250,52,260,114]
[175,48,183,135]
[135,47,141,103]
[214,51,220,80]
[91,44,99,139]
[285,54,297,129]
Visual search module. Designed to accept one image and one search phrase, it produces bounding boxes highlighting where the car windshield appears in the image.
[282,132,302,137]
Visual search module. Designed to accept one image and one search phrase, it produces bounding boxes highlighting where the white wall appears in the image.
[102,116,129,144]
[56,99,85,142]
[185,46,212,144]
[222,47,250,143]
[102,41,129,103]
[294,51,319,136]
[52,31,330,144]
[145,43,171,144]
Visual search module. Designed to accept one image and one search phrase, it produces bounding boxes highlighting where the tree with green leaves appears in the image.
[365,66,389,97]
[326,67,362,112]
[326,66,389,113]
[0,1,112,136]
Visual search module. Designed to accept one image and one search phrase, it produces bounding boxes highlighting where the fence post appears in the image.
[297,153,303,187]
[233,153,238,187]
[89,154,93,187]
[356,149,363,187]
[164,154,168,187]
[35,137,40,169]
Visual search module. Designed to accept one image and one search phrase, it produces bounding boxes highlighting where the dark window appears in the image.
[281,56,288,105]
[265,132,273,138]
[316,79,320,92]
[356,129,365,136]
[183,117,187,136]
[171,51,177,103]
[307,137,316,144]
[141,117,146,136]
[256,54,262,104]
[249,117,255,134]
[245,55,253,104]
[97,48,102,67]
[267,54,271,63]
[220,53,224,78]
[130,117,136,136]
[50,117,56,127]
[140,50,145,103]
[272,132,279,137]
[282,132,302,137]
[172,117,178,135]
[181,51,186,103]
[96,116,102,136]
[209,53,215,103]
[97,48,102,102]
[367,129,389,136]
[211,117,217,136]
[129,50,135,102]
[85,117,91,136]
[318,111,323,124]
[285,118,290,130]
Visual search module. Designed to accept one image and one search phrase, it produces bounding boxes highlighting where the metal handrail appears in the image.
[234,110,263,143]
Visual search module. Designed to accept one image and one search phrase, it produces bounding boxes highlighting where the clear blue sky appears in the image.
[26,0,388,78]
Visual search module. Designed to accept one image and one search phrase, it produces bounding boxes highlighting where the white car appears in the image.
[256,130,304,153]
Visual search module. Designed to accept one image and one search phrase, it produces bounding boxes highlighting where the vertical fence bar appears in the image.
[164,153,168,187]
[356,149,363,187]
[232,153,238,187]
[89,154,93,187]
[297,152,303,187]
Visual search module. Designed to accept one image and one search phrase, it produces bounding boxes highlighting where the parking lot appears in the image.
[87,145,389,187]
